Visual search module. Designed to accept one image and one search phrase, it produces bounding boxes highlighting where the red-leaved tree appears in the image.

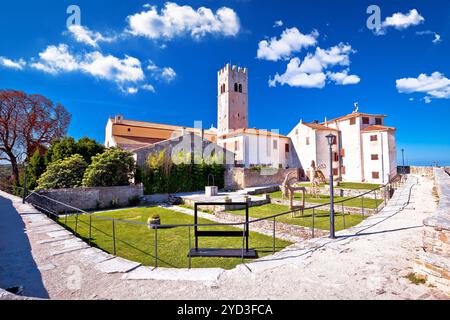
[0,90,71,184]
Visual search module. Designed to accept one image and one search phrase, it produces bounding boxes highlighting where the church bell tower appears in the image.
[217,64,248,135]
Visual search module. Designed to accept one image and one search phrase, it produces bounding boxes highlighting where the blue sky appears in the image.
[0,0,449,166]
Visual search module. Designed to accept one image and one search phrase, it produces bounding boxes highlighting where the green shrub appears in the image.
[139,151,225,195]
[82,148,135,187]
[37,154,87,190]
[128,196,141,207]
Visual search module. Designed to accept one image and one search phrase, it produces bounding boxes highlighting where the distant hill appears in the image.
[0,164,12,180]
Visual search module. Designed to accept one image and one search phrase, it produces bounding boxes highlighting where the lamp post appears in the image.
[22,160,28,204]
[326,134,336,239]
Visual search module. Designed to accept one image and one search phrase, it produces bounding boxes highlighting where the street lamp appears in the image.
[326,134,336,239]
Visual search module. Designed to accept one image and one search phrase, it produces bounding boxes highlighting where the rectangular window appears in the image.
[362,117,370,125]
[285,144,290,153]
[372,172,380,179]
[341,149,346,157]
[306,137,310,145]
[273,140,278,150]
[350,118,356,125]
[341,166,346,175]
[333,152,339,162]
[375,118,383,125]
[332,136,337,145]
[371,154,379,160]
[333,168,339,176]
[370,135,378,142]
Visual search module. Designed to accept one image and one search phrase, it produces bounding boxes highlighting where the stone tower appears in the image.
[217,64,248,135]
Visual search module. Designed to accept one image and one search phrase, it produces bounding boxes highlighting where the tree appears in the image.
[37,154,87,190]
[25,150,46,191]
[46,137,104,164]
[0,90,71,184]
[82,148,135,187]
[75,137,105,163]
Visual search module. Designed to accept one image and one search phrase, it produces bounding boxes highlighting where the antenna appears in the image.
[353,102,359,113]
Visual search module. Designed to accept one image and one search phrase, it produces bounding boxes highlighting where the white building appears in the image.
[288,112,398,184]
[104,64,398,184]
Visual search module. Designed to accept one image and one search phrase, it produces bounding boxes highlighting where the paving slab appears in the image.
[94,257,141,274]
[123,266,224,282]
[47,230,72,238]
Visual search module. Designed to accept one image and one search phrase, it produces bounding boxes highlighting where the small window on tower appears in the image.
[362,117,370,125]
[234,83,238,92]
[350,118,356,125]
[239,84,242,93]
[375,118,383,125]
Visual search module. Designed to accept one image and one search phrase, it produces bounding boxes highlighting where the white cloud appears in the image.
[378,9,424,34]
[269,43,360,88]
[416,30,442,44]
[269,57,326,89]
[29,44,145,92]
[396,72,450,102]
[327,70,360,85]
[80,52,145,83]
[142,84,156,93]
[273,20,283,28]
[257,27,319,61]
[127,2,240,40]
[31,44,79,74]
[147,61,177,82]
[0,57,26,70]
[68,25,116,48]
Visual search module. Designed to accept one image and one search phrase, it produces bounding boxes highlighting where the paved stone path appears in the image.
[0,175,447,300]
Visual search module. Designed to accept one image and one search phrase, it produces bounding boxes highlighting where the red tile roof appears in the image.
[362,125,396,133]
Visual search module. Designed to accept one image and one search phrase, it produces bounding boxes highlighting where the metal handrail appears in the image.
[1,175,405,269]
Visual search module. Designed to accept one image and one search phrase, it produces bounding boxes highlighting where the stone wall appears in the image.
[27,184,144,214]
[224,168,300,190]
[399,166,436,177]
[414,168,450,293]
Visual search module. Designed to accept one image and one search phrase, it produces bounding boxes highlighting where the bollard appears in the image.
[89,214,92,245]
[273,217,276,254]
[154,225,158,269]
[188,226,192,270]
[312,208,315,238]
[112,219,116,256]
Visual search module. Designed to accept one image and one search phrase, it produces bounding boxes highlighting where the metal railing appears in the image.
[0,175,405,269]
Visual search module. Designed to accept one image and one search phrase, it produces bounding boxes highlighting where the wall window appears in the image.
[333,152,339,162]
[375,118,383,125]
[370,135,378,142]
[350,118,356,125]
[273,140,278,150]
[341,166,346,175]
[372,172,380,179]
[362,117,370,125]
[333,168,339,176]
[285,143,290,153]
[341,149,346,157]
[234,83,238,92]
[371,154,379,160]
[332,136,337,145]
[306,137,310,145]
[239,84,242,93]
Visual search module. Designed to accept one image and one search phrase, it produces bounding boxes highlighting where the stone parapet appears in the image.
[414,168,450,294]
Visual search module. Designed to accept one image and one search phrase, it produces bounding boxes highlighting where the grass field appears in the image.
[268,191,383,209]
[291,182,381,190]
[58,207,291,270]
[226,203,367,231]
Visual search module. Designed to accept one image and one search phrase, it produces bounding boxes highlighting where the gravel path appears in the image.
[0,174,447,300]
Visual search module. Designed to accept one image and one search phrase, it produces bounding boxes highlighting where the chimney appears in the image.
[114,115,124,124]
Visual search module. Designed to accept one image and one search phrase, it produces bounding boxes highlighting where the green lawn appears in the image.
[290,182,381,190]
[58,207,291,270]
[227,203,366,231]
[336,182,381,190]
[268,191,383,209]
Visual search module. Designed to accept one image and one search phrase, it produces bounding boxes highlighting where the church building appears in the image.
[104,63,398,184]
